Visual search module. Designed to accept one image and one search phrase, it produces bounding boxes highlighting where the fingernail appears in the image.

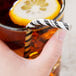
[57,29,66,41]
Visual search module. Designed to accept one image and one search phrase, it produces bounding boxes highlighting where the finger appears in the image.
[36,29,66,69]
[0,40,19,59]
[0,40,26,66]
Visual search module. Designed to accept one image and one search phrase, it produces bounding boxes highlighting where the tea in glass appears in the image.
[0,0,65,76]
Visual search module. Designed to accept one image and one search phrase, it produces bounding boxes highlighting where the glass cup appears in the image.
[0,0,65,76]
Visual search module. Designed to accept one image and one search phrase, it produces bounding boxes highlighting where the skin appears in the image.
[0,29,66,76]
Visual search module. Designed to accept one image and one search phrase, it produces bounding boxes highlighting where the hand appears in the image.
[0,29,66,76]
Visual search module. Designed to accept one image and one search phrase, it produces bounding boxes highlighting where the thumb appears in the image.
[36,29,66,70]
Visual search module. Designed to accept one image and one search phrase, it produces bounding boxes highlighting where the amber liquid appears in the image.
[0,0,62,76]
[0,0,25,56]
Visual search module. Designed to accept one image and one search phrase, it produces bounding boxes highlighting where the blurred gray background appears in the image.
[60,0,76,76]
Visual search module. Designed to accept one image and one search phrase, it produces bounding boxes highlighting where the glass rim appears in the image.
[0,0,65,32]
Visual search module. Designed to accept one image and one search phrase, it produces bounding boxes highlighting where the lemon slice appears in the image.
[9,0,61,26]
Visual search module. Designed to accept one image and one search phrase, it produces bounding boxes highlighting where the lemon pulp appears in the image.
[9,0,61,26]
